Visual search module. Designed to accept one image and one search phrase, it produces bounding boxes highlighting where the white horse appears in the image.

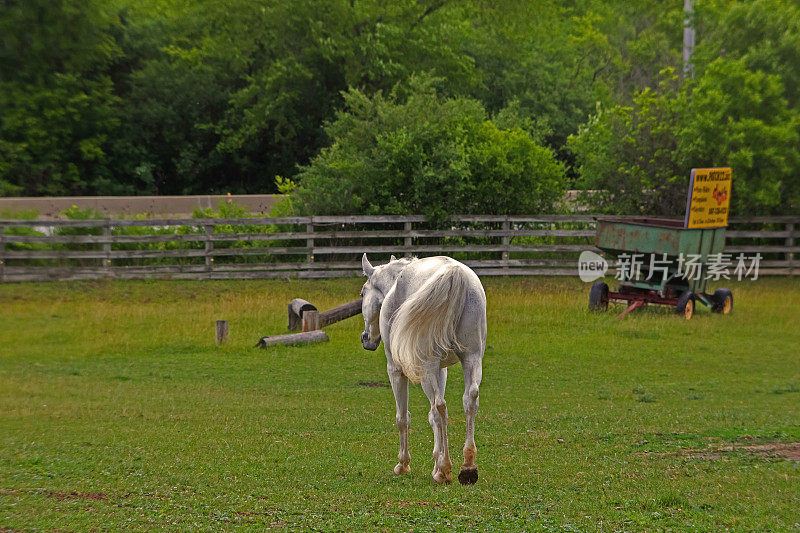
[360,253,487,484]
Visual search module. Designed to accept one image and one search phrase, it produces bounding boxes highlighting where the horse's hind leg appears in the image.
[458,354,482,485]
[421,366,452,484]
[387,362,410,475]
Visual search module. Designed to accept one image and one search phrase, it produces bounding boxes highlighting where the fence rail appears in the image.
[0,215,797,282]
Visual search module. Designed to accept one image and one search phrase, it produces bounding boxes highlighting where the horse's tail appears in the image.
[389,263,468,383]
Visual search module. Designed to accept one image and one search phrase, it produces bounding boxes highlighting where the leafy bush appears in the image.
[294,76,565,219]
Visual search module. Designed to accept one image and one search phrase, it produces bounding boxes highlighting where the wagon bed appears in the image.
[595,217,726,262]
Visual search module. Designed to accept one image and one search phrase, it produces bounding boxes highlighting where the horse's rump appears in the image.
[388,262,468,383]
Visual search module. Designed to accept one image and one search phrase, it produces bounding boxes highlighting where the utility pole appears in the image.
[683,0,695,78]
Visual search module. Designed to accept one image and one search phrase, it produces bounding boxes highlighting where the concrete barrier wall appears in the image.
[0,191,597,219]
[0,194,284,219]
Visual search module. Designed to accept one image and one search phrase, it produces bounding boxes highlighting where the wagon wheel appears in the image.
[589,281,609,311]
[675,291,696,320]
[711,288,733,314]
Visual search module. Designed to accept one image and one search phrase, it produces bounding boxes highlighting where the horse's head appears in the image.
[360,253,412,350]
[360,253,384,351]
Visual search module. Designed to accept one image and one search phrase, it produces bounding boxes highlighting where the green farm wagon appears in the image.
[589,217,733,319]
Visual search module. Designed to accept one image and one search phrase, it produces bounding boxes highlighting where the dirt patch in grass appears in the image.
[683,442,800,461]
[47,491,108,502]
[357,381,390,388]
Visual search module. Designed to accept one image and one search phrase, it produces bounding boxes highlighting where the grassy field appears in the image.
[1,275,799,531]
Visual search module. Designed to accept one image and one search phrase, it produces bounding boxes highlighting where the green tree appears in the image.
[294,76,565,218]
[0,0,122,195]
[569,63,800,216]
[453,0,684,178]
[209,0,481,192]
[695,0,800,109]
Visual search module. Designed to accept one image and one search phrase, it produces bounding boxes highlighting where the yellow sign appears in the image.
[684,167,732,228]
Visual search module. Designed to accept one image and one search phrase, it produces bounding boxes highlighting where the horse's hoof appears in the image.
[458,467,478,485]
[393,463,410,475]
[432,470,451,484]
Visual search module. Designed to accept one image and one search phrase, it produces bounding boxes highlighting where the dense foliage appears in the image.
[570,1,800,216]
[569,63,800,216]
[1,0,799,215]
[295,77,565,217]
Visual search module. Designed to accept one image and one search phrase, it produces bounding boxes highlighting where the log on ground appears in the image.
[319,298,363,328]
[255,330,329,348]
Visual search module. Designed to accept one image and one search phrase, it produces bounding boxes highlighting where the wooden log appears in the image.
[216,320,229,344]
[318,298,363,328]
[302,310,319,332]
[288,299,317,331]
[255,330,329,348]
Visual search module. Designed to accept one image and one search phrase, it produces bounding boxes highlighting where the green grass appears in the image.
[1,276,799,531]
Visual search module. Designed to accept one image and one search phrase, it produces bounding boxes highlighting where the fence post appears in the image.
[0,224,4,282]
[103,220,111,270]
[216,320,229,344]
[787,222,796,276]
[306,218,314,264]
[205,224,214,272]
[501,217,510,272]
[404,221,412,258]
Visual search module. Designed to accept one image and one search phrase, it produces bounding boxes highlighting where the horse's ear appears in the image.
[362,253,375,277]
[390,255,397,262]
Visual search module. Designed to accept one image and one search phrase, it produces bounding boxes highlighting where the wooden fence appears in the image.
[0,215,797,282]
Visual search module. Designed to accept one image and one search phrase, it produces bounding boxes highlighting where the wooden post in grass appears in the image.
[288,299,318,331]
[302,310,319,332]
[216,320,229,344]
[288,297,362,331]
